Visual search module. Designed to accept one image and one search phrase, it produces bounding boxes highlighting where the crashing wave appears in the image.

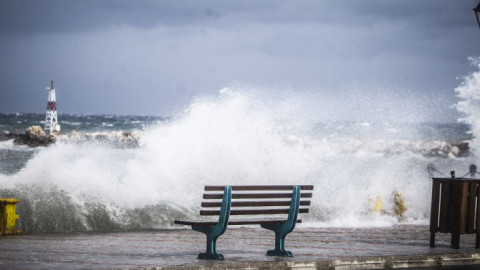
[62,130,140,148]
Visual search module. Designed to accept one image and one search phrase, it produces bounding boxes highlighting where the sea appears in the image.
[2,63,480,234]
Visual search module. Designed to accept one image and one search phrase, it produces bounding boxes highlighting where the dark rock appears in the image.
[454,142,470,157]
[13,126,55,147]
[0,131,17,141]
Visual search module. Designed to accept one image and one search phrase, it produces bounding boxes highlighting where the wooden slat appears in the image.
[439,181,451,233]
[231,208,310,215]
[458,181,469,234]
[476,183,480,233]
[451,181,462,235]
[433,178,479,181]
[205,185,314,191]
[430,179,441,233]
[174,220,218,226]
[203,193,313,199]
[467,182,477,234]
[174,219,303,226]
[200,208,310,216]
[451,181,460,234]
[450,181,464,248]
[229,218,302,225]
[202,200,311,208]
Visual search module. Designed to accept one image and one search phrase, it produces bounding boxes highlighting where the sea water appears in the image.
[1,63,480,233]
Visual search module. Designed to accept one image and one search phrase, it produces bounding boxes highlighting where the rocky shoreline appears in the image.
[64,130,139,148]
[0,126,139,148]
[0,126,472,158]
[1,126,56,147]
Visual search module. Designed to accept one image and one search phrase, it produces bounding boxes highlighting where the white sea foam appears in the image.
[0,82,477,232]
[0,140,32,151]
[456,57,480,153]
[0,139,16,150]
[61,121,82,126]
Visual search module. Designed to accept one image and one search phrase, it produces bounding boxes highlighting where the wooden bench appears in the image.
[174,185,314,260]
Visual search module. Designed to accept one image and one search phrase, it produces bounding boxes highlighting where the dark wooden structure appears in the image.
[430,174,480,249]
[174,185,313,259]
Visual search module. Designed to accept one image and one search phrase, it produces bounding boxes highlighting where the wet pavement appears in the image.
[0,225,480,269]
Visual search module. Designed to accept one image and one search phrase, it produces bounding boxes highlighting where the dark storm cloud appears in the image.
[1,0,475,65]
[0,0,222,33]
[0,0,479,119]
[1,1,475,33]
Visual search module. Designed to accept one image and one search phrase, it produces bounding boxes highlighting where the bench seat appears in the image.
[174,218,302,226]
[173,185,313,260]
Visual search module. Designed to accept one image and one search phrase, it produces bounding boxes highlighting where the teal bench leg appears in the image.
[192,186,231,260]
[261,186,300,257]
[194,233,224,260]
[262,230,292,257]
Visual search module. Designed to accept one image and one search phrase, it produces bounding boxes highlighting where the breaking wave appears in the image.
[0,78,479,232]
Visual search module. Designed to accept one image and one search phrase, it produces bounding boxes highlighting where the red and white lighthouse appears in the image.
[44,79,60,135]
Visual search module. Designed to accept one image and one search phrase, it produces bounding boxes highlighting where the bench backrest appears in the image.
[200,185,313,220]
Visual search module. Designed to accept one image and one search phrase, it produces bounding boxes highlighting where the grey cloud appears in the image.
[0,0,479,119]
[0,0,222,33]
[2,1,476,34]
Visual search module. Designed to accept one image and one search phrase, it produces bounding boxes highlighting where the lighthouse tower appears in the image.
[44,79,60,135]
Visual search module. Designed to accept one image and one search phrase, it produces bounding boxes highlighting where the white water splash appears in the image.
[0,86,473,231]
[456,57,480,153]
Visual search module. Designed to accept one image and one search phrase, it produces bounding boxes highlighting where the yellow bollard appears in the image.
[373,195,382,213]
[369,195,382,215]
[0,198,21,235]
[393,191,407,218]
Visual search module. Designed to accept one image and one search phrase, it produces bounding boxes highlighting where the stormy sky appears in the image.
[1,0,479,121]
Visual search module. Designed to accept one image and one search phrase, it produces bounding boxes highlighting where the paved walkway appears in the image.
[1,225,480,269]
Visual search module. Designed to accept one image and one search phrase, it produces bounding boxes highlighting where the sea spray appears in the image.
[456,57,480,154]
[0,86,474,232]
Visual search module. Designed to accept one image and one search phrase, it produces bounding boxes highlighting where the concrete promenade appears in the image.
[1,225,480,269]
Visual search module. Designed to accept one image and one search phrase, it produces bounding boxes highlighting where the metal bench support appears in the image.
[192,186,231,260]
[261,186,300,257]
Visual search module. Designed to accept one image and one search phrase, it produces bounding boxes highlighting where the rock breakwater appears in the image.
[1,126,57,147]
[0,126,472,158]
[1,126,140,148]
[65,130,139,148]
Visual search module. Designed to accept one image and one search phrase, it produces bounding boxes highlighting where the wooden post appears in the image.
[430,179,441,247]
[477,182,480,249]
[450,171,461,249]
[439,179,451,232]
[476,233,480,249]
[467,182,476,234]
